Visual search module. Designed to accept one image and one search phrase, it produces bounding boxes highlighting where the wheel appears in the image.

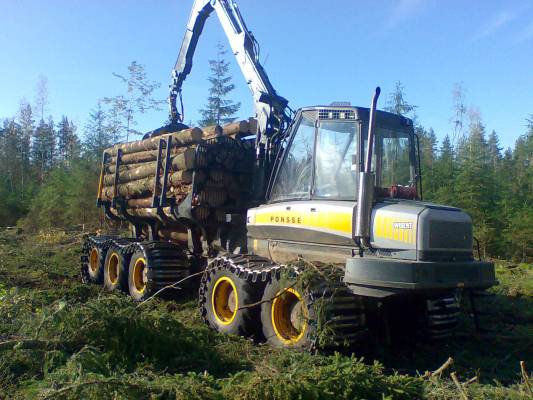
[127,242,190,302]
[424,292,460,340]
[199,257,263,336]
[86,242,106,284]
[260,274,367,350]
[103,247,129,292]
[128,251,150,301]
[260,276,314,349]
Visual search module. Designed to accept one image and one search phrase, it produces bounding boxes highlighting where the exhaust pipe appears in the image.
[355,87,380,248]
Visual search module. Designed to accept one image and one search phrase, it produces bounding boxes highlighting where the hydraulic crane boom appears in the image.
[168,0,290,148]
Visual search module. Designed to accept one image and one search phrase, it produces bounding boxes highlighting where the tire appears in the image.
[103,247,130,292]
[260,276,316,349]
[424,293,460,340]
[87,242,106,284]
[260,274,367,350]
[200,258,263,337]
[127,243,190,302]
[128,250,150,301]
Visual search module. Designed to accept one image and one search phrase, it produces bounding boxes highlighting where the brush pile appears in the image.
[99,118,256,221]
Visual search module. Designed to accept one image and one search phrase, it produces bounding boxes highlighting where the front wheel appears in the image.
[260,276,315,349]
[199,257,263,337]
[260,273,367,350]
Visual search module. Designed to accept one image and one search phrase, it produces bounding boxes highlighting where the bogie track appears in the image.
[82,236,190,301]
[199,254,368,350]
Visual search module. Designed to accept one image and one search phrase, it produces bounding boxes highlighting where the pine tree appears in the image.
[34,76,49,122]
[103,61,163,142]
[199,43,241,126]
[450,83,467,146]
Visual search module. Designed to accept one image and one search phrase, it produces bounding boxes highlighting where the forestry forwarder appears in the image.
[82,0,497,349]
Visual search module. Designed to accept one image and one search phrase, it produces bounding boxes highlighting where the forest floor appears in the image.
[0,229,532,399]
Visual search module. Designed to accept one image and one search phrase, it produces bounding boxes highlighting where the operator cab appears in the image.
[247,105,421,264]
[267,106,420,202]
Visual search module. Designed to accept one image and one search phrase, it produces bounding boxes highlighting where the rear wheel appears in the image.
[127,242,190,302]
[128,251,149,301]
[87,244,106,284]
[104,247,129,292]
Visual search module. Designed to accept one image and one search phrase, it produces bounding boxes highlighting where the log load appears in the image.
[99,119,257,225]
[107,127,203,156]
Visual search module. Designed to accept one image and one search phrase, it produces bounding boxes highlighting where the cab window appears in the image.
[314,121,358,200]
[270,113,315,201]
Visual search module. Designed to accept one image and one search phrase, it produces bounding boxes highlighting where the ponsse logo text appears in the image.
[270,215,302,224]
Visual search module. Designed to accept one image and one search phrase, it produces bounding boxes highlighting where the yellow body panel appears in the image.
[373,214,417,245]
[248,202,418,249]
[253,207,352,234]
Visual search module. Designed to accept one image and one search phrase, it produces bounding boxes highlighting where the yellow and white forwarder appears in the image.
[82,0,496,349]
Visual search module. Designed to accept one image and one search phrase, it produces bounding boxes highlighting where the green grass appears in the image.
[0,229,531,399]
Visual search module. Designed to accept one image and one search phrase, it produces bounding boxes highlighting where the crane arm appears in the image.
[168,0,289,144]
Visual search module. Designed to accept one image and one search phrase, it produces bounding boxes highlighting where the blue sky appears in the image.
[0,0,532,149]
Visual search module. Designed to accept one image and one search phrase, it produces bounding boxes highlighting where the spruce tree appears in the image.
[32,118,56,183]
[384,81,417,119]
[17,101,33,176]
[454,113,496,256]
[487,130,502,169]
[0,119,28,224]
[432,135,456,205]
[83,102,112,161]
[504,117,533,260]
[57,116,80,165]
[199,43,241,126]
[416,126,438,197]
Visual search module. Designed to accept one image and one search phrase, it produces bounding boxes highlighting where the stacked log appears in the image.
[100,119,256,222]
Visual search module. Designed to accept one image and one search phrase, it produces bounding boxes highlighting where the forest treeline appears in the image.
[0,74,531,262]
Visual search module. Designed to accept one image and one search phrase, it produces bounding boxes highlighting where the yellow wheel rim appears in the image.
[107,253,120,285]
[89,248,99,273]
[212,276,238,325]
[271,287,307,344]
[132,257,147,293]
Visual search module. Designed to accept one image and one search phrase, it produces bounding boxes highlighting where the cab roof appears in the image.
[297,106,413,131]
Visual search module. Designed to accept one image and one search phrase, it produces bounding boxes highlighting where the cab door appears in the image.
[246,110,359,263]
